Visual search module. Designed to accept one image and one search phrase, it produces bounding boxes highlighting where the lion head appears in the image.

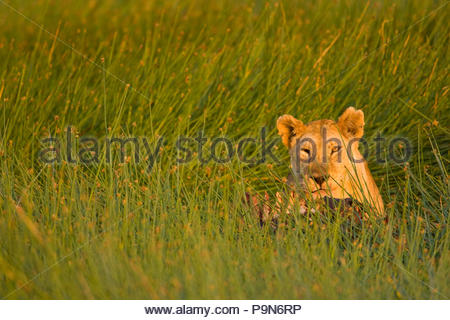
[277,107,384,214]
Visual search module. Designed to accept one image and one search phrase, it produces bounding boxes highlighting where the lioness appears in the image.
[277,107,384,215]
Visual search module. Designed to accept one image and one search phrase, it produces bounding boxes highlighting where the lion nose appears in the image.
[312,175,327,186]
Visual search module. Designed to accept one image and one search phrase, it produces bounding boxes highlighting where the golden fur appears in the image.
[277,107,384,214]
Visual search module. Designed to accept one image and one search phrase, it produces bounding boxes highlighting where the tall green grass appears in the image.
[0,0,448,299]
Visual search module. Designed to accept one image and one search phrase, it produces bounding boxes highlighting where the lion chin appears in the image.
[277,106,384,215]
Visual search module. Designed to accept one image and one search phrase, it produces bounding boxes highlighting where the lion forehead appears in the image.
[294,119,341,141]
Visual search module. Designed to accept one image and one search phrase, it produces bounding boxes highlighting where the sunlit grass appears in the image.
[0,0,448,299]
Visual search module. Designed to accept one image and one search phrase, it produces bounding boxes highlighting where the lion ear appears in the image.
[277,115,305,148]
[337,107,364,139]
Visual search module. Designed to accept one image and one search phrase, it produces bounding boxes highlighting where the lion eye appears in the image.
[331,146,341,154]
[301,148,310,155]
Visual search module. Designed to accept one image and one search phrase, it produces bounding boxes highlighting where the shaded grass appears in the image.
[0,0,449,298]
